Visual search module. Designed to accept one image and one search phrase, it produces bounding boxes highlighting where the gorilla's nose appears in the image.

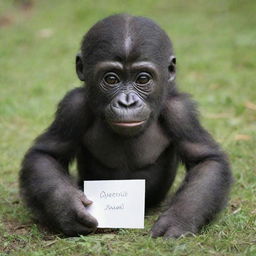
[116,93,142,109]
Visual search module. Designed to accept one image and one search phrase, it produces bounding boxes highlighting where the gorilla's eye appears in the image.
[136,73,151,85]
[104,73,120,85]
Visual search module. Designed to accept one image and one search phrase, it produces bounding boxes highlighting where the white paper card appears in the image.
[84,180,145,229]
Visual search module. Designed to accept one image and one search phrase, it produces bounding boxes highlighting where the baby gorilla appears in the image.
[20,14,232,238]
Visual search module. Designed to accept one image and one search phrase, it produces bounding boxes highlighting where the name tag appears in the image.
[84,180,145,228]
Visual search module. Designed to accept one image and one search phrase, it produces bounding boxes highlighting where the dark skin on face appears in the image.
[19,14,232,238]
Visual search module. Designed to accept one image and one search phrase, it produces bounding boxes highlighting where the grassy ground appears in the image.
[0,0,256,255]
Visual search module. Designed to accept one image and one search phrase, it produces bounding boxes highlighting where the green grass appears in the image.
[0,0,256,255]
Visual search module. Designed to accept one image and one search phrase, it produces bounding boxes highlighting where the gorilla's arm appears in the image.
[151,93,232,238]
[19,87,98,236]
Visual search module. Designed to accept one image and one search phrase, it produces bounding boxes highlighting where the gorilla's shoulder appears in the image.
[61,87,87,107]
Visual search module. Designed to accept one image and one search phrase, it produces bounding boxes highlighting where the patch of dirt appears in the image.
[0,15,14,27]
[15,0,34,11]
[1,218,56,253]
[95,228,119,235]
[0,219,29,253]
[2,218,31,234]
[0,237,27,254]
[0,0,34,28]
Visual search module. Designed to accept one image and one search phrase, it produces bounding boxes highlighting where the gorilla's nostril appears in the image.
[118,100,137,107]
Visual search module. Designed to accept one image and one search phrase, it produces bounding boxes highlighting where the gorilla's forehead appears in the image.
[82,14,172,65]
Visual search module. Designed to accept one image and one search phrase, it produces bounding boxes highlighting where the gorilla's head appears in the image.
[76,14,176,136]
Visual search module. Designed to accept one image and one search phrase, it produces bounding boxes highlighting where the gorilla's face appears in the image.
[97,60,157,136]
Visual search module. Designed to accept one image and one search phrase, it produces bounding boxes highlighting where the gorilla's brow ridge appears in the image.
[95,61,124,71]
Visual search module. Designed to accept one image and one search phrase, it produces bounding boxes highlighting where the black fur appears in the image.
[19,14,232,238]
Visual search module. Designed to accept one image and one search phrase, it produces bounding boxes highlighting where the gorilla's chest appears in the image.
[83,120,170,170]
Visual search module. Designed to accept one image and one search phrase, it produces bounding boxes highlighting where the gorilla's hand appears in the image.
[48,187,98,236]
[151,210,197,239]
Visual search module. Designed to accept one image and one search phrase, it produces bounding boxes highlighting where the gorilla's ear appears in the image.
[168,55,176,82]
[76,52,85,81]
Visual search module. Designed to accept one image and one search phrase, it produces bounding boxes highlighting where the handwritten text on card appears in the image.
[84,180,145,229]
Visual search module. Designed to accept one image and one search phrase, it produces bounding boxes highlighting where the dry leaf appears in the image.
[37,28,54,38]
[234,134,251,141]
[43,240,57,248]
[245,101,256,111]
[209,83,220,90]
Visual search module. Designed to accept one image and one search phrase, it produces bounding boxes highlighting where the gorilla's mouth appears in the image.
[111,120,146,127]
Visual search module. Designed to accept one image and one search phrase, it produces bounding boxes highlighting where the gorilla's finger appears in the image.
[63,222,96,236]
[163,227,184,239]
[80,195,93,206]
[76,209,98,228]
[150,218,168,238]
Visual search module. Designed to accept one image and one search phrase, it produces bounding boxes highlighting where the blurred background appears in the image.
[0,0,255,255]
